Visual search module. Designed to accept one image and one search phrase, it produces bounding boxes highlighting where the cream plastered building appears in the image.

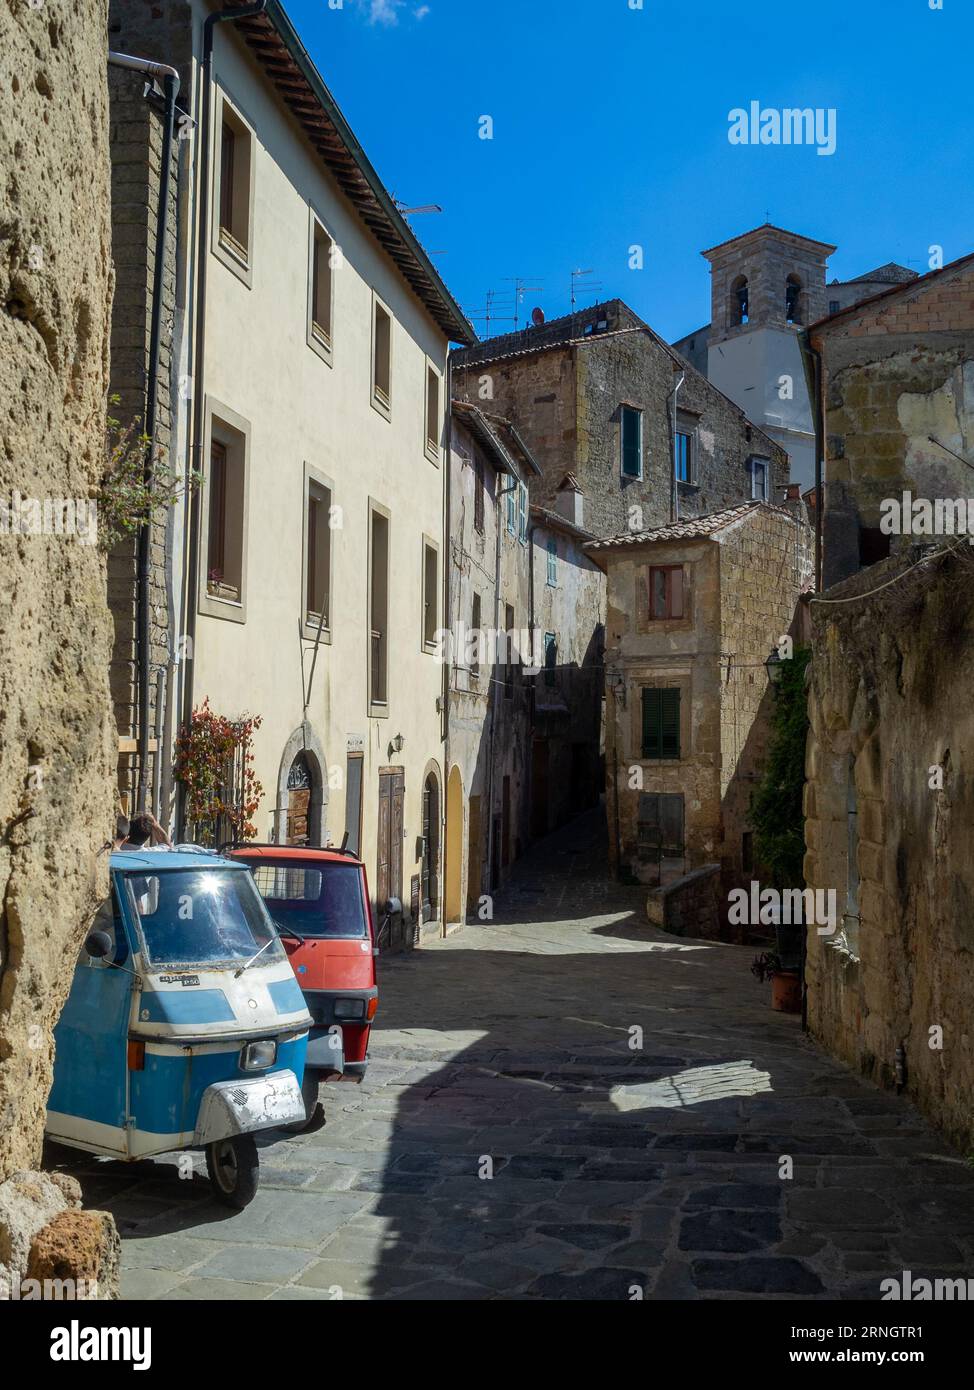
[114,2,476,939]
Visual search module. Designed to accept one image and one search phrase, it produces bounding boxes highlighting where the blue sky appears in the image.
[284,0,973,342]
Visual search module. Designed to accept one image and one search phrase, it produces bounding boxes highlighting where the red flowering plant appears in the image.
[173,698,264,846]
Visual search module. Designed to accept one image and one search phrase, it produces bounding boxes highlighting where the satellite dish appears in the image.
[531,306,545,327]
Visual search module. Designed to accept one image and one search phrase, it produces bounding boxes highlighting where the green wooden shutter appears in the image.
[642,687,680,759]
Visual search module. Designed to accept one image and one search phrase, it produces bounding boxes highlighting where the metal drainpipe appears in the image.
[800,331,825,592]
[485,471,519,896]
[108,53,180,816]
[177,2,268,836]
[441,358,453,931]
[671,368,685,524]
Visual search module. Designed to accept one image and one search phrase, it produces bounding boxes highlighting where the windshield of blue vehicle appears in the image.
[249,862,369,939]
[123,867,286,970]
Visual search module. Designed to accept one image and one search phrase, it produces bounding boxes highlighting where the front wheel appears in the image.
[285,1071,326,1134]
[206,1134,259,1209]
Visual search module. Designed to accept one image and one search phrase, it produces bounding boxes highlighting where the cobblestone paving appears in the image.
[53,810,974,1300]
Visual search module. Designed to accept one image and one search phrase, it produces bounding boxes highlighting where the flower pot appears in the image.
[770,969,802,1014]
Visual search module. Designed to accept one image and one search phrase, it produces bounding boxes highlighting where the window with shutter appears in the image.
[641,687,681,759]
[621,406,642,479]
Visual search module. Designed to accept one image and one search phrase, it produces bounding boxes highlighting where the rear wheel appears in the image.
[206,1134,259,1208]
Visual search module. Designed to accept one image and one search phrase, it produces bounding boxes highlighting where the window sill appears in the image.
[425,442,440,466]
[621,471,643,484]
[369,701,389,720]
[213,230,253,289]
[371,390,391,422]
[302,616,332,643]
[198,588,246,624]
[307,323,333,367]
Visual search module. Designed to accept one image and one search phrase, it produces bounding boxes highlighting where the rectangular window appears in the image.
[621,406,642,479]
[518,481,528,543]
[546,538,557,587]
[829,300,840,314]
[641,687,681,759]
[217,108,251,263]
[305,480,331,631]
[675,431,693,483]
[206,434,244,602]
[470,592,481,681]
[648,564,684,620]
[544,631,557,687]
[474,456,485,533]
[504,603,514,700]
[372,300,392,413]
[310,220,333,350]
[422,540,438,650]
[425,365,440,459]
[506,482,516,536]
[369,509,389,706]
[750,458,769,500]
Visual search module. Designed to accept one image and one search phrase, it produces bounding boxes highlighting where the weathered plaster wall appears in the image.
[805,550,974,1150]
[814,261,974,586]
[0,0,116,1175]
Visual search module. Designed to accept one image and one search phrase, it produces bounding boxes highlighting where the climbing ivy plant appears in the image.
[750,645,812,889]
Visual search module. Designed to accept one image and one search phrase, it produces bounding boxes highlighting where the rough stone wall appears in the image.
[454,300,788,543]
[717,504,813,892]
[0,0,116,1176]
[603,538,722,877]
[575,330,788,537]
[804,548,974,1151]
[813,261,974,586]
[646,864,721,939]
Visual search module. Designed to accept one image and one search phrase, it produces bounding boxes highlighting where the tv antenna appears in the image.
[463,288,516,340]
[570,267,602,314]
[393,199,443,216]
[502,277,544,331]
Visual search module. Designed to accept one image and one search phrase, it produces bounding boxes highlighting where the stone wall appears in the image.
[0,0,116,1176]
[812,259,974,586]
[717,503,813,892]
[106,0,194,815]
[454,299,788,542]
[646,864,721,939]
[804,547,974,1151]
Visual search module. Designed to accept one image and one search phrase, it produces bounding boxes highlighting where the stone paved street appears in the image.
[53,809,974,1300]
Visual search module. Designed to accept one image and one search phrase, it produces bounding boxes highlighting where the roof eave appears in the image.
[238,2,477,346]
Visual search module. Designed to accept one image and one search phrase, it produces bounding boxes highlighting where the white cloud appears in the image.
[415,4,431,17]
[369,0,401,24]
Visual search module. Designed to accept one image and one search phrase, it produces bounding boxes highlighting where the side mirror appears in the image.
[85,930,114,961]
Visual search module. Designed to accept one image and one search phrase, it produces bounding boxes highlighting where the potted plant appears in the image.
[751,951,802,1014]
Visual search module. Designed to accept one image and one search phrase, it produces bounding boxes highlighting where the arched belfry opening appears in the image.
[731,274,749,326]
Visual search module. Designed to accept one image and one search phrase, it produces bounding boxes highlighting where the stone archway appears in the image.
[275,721,328,845]
[445,764,464,925]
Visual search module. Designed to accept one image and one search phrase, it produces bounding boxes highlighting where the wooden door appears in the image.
[377,768,404,916]
[421,774,439,922]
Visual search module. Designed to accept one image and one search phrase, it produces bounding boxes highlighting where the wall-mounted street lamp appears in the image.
[765,647,785,685]
[389,732,405,756]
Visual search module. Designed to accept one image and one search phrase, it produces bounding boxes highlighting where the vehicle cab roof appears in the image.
[110,849,245,873]
[227,845,366,868]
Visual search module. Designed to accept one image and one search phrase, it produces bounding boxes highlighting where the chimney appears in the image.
[555,472,584,527]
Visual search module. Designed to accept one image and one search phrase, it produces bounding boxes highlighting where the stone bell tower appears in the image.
[703,224,836,490]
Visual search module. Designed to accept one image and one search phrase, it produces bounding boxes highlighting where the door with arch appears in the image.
[286,752,312,845]
[421,772,440,923]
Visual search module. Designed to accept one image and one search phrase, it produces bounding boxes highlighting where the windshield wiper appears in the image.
[274,921,305,943]
[234,936,277,977]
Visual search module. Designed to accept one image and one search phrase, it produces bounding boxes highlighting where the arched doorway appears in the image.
[421,770,440,923]
[275,722,327,845]
[445,765,463,924]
